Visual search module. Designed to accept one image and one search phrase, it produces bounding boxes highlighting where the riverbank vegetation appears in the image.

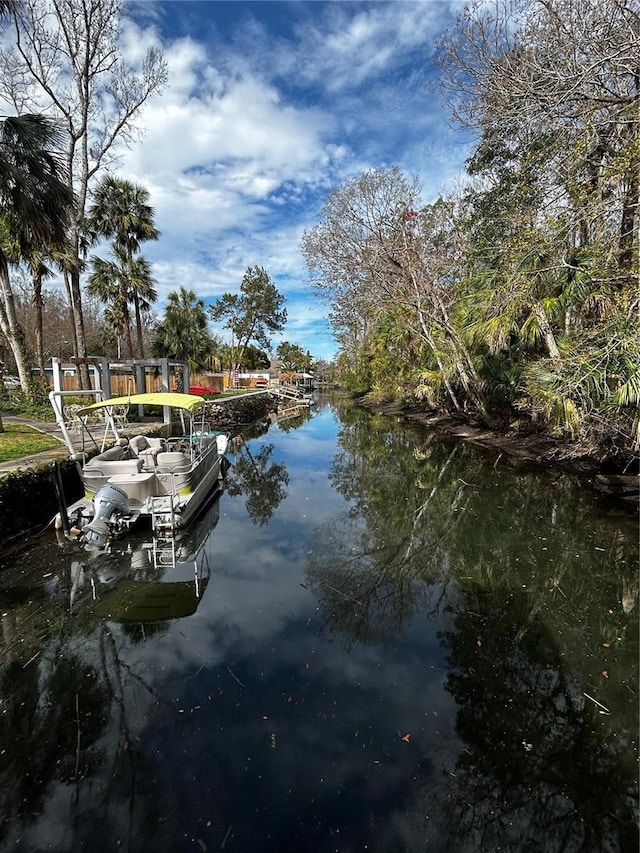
[302,0,639,471]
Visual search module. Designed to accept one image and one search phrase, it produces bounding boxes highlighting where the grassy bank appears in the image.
[0,423,61,462]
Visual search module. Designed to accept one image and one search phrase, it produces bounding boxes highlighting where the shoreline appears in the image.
[355,397,639,509]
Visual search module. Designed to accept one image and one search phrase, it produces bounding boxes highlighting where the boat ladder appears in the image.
[151,494,179,532]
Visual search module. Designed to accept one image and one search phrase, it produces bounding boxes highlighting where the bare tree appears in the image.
[302,168,490,419]
[438,0,639,269]
[0,0,167,385]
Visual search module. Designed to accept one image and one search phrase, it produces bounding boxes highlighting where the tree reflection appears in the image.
[0,598,167,849]
[0,645,109,845]
[433,581,639,851]
[0,506,221,849]
[225,439,289,526]
[306,403,639,849]
[307,414,481,643]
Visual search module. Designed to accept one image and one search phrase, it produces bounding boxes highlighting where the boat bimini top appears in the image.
[77,392,206,417]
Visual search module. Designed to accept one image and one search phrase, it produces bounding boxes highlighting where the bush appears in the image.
[0,388,55,421]
[0,461,82,540]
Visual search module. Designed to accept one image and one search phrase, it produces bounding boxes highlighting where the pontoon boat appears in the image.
[50,392,228,549]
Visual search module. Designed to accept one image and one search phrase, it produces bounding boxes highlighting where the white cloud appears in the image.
[291,1,458,91]
[110,2,470,362]
[120,31,335,184]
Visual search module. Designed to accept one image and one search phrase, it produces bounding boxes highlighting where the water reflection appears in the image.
[65,493,221,623]
[0,399,637,852]
[0,495,224,851]
[225,436,289,526]
[439,583,638,852]
[307,402,639,851]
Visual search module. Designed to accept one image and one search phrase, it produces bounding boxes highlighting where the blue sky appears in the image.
[114,0,471,362]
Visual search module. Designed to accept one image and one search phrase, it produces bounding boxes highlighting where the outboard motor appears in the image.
[82,484,130,549]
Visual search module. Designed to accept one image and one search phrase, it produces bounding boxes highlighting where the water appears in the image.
[0,398,637,852]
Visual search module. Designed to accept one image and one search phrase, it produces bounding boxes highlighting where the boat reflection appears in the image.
[65,490,222,623]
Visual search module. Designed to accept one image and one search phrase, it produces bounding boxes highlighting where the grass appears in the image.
[0,423,62,463]
[216,388,268,398]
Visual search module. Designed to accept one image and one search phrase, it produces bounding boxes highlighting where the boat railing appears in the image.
[164,429,218,463]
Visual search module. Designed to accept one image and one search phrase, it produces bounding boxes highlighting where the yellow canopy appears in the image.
[78,392,205,416]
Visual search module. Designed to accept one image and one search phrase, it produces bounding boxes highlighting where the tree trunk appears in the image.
[408,268,491,422]
[63,269,81,364]
[32,269,45,375]
[133,292,145,358]
[69,266,90,388]
[414,309,461,412]
[122,298,135,360]
[0,257,33,393]
[532,303,561,361]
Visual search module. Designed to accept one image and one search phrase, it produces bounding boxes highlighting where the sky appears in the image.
[82,2,474,362]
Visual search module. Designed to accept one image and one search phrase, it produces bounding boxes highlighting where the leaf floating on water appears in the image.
[583,692,610,714]
[221,825,233,850]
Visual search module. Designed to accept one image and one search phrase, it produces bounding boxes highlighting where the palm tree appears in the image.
[88,244,153,359]
[152,287,213,382]
[127,255,157,358]
[101,303,126,357]
[0,115,74,410]
[86,176,159,357]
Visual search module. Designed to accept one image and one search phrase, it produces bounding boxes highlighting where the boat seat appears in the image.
[84,458,143,476]
[128,435,166,468]
[128,435,165,455]
[91,445,126,462]
[83,445,134,475]
[156,451,190,472]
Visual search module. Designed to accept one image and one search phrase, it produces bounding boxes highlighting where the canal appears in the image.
[0,397,638,852]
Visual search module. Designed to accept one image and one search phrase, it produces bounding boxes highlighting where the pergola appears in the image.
[50,356,189,400]
[50,357,191,441]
